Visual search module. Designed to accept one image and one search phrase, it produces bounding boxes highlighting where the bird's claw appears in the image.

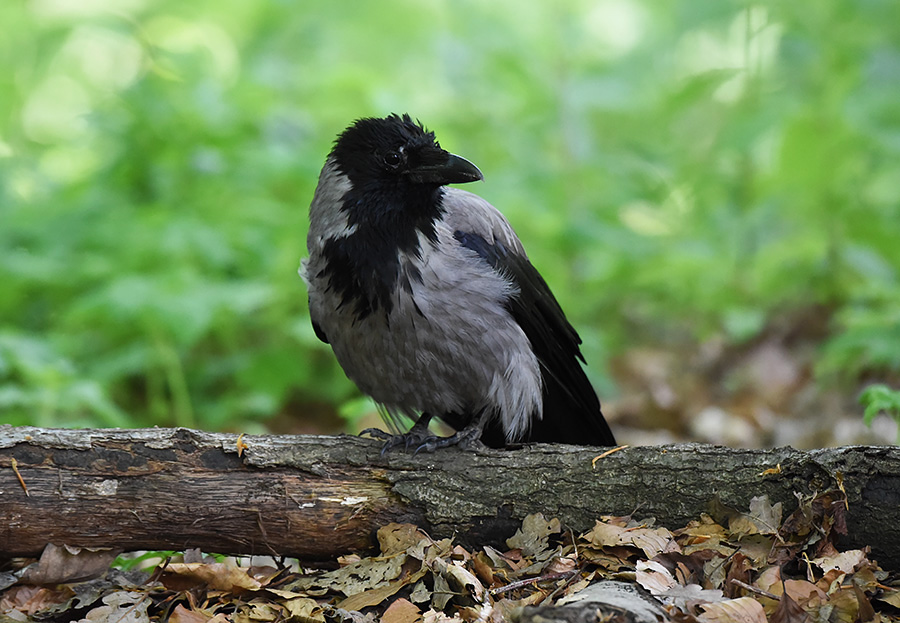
[414,426,485,453]
[360,424,484,454]
[360,425,435,455]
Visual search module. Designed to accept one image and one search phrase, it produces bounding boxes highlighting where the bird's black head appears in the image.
[317,114,482,321]
[329,113,483,188]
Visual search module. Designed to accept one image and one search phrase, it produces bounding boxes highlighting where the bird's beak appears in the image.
[406,151,484,185]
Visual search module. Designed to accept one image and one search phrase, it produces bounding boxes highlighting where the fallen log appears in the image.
[1,425,898,569]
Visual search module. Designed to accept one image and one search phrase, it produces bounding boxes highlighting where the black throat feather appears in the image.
[319,183,443,320]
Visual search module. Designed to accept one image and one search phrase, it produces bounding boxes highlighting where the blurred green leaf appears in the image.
[859,384,900,443]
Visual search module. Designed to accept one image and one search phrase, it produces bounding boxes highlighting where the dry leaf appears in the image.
[409,581,432,605]
[505,514,560,557]
[421,609,459,623]
[769,592,810,623]
[544,554,576,575]
[827,587,864,623]
[77,591,150,623]
[747,497,782,533]
[876,589,900,609]
[729,496,782,538]
[585,521,675,558]
[161,562,262,593]
[636,560,676,594]
[430,559,485,601]
[783,580,826,605]
[168,604,211,623]
[337,568,427,612]
[17,544,120,585]
[755,566,781,595]
[0,585,75,617]
[723,553,752,598]
[698,596,767,623]
[853,583,877,623]
[238,601,281,622]
[660,583,726,611]
[293,555,406,595]
[431,569,453,611]
[381,598,423,623]
[816,568,845,594]
[378,524,431,557]
[470,554,496,588]
[282,597,325,622]
[812,550,866,575]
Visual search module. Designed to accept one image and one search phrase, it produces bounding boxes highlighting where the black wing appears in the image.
[454,230,616,446]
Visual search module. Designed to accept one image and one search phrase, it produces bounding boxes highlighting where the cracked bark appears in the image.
[1,425,897,569]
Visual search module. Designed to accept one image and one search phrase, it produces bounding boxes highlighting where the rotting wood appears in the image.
[0,425,898,568]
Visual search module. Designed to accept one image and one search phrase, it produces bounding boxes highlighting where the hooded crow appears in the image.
[301,114,616,451]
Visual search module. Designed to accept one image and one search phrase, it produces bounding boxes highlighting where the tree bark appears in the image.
[1,425,897,569]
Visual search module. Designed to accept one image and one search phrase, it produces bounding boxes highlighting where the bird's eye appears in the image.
[382,151,403,169]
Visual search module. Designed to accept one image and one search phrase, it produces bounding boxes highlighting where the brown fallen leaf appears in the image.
[0,585,75,617]
[754,566,782,595]
[723,553,753,598]
[812,549,867,575]
[236,600,282,622]
[282,596,325,622]
[815,568,845,594]
[378,524,432,557]
[585,520,676,559]
[381,598,423,623]
[470,553,496,589]
[430,558,485,602]
[853,583,877,623]
[506,514,561,558]
[544,554,576,576]
[826,587,864,623]
[770,588,810,623]
[697,596,767,623]
[635,560,676,594]
[161,562,262,593]
[481,546,526,572]
[876,588,900,609]
[337,568,427,612]
[17,543,120,585]
[728,496,782,538]
[783,579,826,605]
[169,603,213,623]
[421,608,460,623]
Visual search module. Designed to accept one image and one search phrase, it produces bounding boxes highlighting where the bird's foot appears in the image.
[412,425,486,453]
[361,421,485,454]
[361,420,436,455]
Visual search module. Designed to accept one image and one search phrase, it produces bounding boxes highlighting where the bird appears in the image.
[300,113,616,451]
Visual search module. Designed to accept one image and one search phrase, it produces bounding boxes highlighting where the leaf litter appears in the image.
[1,489,898,622]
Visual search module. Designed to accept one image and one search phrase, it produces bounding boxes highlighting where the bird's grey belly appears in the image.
[322,289,507,415]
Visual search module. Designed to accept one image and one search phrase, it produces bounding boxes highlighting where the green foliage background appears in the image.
[1,0,898,431]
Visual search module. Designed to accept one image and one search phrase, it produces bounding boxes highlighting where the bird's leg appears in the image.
[361,413,436,454]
